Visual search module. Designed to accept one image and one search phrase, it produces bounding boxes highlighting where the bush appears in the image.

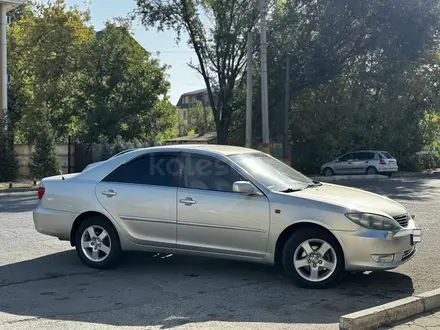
[399,152,440,172]
[111,136,125,155]
[100,142,112,161]
[0,120,18,182]
[29,123,60,179]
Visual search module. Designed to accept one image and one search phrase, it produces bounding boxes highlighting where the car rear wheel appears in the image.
[282,228,344,289]
[75,216,121,269]
[366,166,378,175]
[323,167,334,177]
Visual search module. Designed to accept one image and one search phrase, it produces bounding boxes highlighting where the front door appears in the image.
[334,153,355,174]
[96,153,181,248]
[176,154,270,259]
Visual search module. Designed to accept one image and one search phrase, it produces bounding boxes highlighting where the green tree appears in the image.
[186,101,215,135]
[136,0,260,144]
[253,0,440,150]
[77,22,171,144]
[29,122,60,179]
[8,0,94,143]
[0,118,18,182]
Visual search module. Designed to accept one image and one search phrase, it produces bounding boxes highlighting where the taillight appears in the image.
[379,159,386,165]
[38,186,45,200]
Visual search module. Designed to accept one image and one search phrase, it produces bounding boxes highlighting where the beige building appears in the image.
[175,88,209,125]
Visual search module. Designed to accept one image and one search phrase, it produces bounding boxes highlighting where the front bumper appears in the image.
[333,218,419,271]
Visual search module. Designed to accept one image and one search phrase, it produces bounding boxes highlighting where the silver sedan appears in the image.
[33,145,421,289]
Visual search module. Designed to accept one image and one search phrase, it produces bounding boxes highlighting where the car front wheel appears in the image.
[323,167,334,177]
[282,228,344,289]
[75,216,121,269]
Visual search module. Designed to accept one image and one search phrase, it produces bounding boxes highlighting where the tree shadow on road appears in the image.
[340,178,438,202]
[0,250,415,328]
[0,194,38,213]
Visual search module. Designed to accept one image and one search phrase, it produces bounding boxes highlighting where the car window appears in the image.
[184,155,244,192]
[338,153,352,162]
[381,152,393,159]
[357,152,375,160]
[104,154,181,187]
[230,152,312,191]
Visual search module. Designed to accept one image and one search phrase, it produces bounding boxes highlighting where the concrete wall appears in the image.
[14,144,75,177]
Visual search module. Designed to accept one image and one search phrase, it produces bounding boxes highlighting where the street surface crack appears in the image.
[0,270,100,289]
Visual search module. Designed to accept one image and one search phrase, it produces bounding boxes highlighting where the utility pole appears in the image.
[0,3,7,122]
[259,0,269,154]
[245,31,253,148]
[283,55,291,165]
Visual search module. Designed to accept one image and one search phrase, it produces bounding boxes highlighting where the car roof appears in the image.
[78,144,259,181]
[128,144,257,156]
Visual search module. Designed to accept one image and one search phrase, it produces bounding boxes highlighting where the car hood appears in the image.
[293,183,406,217]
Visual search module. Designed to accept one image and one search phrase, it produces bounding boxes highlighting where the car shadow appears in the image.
[0,250,414,328]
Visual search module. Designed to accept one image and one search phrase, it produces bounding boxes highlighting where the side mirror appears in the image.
[233,181,257,195]
[335,159,340,163]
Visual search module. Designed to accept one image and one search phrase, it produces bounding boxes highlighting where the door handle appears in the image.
[365,161,369,163]
[179,197,196,206]
[101,189,117,197]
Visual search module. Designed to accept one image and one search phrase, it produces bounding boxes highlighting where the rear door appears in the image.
[96,152,181,248]
[353,152,375,173]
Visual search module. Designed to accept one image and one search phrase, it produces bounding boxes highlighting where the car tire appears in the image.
[366,166,378,175]
[282,228,344,289]
[75,215,121,269]
[323,167,334,177]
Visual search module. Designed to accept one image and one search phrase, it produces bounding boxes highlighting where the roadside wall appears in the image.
[14,144,75,178]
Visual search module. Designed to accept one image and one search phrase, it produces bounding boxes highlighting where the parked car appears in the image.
[320,150,398,177]
[82,148,136,172]
[33,145,420,289]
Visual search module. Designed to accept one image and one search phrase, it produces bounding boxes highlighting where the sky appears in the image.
[66,0,205,105]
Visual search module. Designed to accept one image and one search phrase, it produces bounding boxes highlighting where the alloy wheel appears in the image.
[81,225,112,262]
[293,238,337,283]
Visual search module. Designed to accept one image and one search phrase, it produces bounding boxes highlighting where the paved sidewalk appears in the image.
[384,309,440,329]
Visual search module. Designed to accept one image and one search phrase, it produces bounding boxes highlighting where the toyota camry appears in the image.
[33,145,421,288]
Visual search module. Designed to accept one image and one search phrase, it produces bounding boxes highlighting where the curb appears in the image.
[339,288,440,330]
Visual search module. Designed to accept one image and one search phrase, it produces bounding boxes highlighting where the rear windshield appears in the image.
[380,152,393,159]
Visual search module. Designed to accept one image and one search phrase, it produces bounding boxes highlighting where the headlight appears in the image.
[345,213,401,231]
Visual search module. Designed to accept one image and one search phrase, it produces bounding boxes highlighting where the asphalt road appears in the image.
[0,178,439,330]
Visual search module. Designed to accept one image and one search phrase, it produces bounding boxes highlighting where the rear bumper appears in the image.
[333,219,419,271]
[377,165,398,173]
[33,206,78,241]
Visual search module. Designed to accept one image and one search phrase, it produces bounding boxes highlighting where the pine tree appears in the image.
[0,119,18,182]
[29,123,60,179]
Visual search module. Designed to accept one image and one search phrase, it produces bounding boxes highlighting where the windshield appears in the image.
[229,152,313,192]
